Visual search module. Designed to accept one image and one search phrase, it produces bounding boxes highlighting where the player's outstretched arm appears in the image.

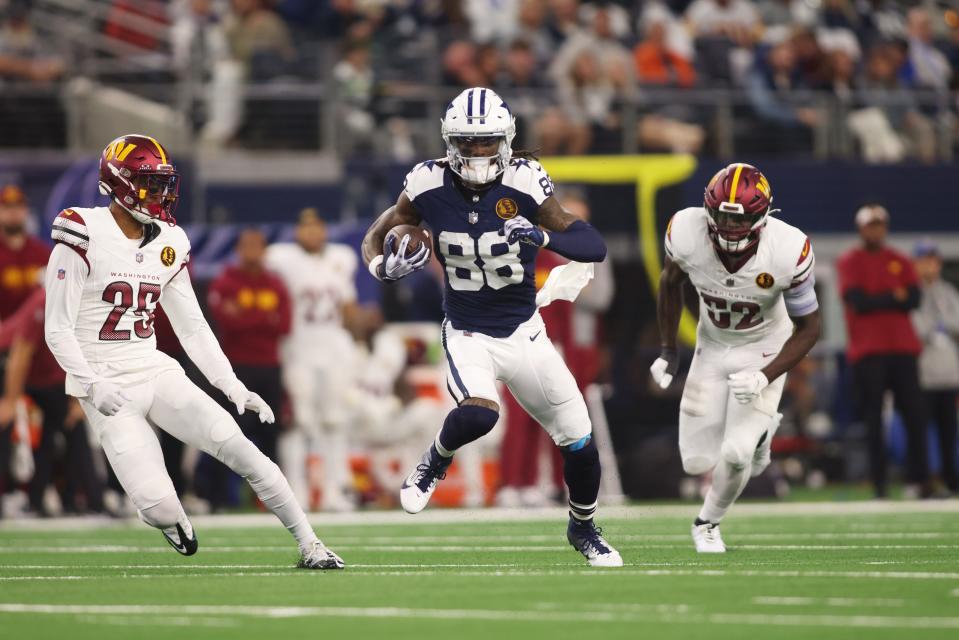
[163,267,274,423]
[524,197,606,263]
[650,256,687,389]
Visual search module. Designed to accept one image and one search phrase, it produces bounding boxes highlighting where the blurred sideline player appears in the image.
[0,288,104,515]
[651,163,820,552]
[362,87,622,566]
[44,134,343,569]
[0,183,49,322]
[206,228,290,508]
[498,194,614,508]
[266,208,360,512]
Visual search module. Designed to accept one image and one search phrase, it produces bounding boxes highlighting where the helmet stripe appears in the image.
[466,88,474,122]
[727,163,744,204]
[144,135,167,165]
[479,88,486,123]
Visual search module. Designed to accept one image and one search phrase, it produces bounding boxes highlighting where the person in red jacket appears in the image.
[0,183,49,321]
[837,204,929,498]
[0,288,103,515]
[208,228,292,466]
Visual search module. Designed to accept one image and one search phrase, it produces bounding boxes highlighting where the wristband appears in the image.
[368,255,384,281]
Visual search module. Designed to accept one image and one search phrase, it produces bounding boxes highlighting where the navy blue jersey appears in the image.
[404,158,555,338]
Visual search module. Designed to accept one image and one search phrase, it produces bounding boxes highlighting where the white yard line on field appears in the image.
[2,603,959,630]
[1,500,957,531]
[752,596,907,607]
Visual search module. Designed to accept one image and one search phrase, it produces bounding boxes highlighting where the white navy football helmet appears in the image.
[441,87,516,185]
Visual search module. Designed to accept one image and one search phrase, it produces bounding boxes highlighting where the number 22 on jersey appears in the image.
[438,230,524,291]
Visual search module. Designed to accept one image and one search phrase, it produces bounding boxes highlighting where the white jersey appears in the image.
[665,207,815,349]
[45,206,238,397]
[265,242,357,357]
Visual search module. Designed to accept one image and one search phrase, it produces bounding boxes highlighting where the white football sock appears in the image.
[218,434,319,551]
[698,460,751,524]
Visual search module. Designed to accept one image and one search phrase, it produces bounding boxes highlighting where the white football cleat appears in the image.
[400,445,452,514]
[691,521,726,553]
[297,540,345,570]
[751,412,783,477]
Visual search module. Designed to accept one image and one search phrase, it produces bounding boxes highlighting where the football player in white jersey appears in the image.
[44,134,343,569]
[265,208,359,511]
[650,163,820,553]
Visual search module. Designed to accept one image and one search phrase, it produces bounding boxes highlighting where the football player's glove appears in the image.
[728,370,769,404]
[87,380,132,416]
[224,381,275,424]
[379,234,431,281]
[650,347,679,389]
[503,215,547,247]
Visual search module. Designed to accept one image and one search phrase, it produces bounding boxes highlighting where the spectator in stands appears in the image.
[853,43,936,163]
[905,7,952,92]
[837,204,929,499]
[476,43,503,87]
[546,0,583,48]
[634,17,696,88]
[0,289,103,516]
[207,228,291,505]
[441,40,486,88]
[911,239,959,495]
[332,39,375,156]
[464,0,520,45]
[685,0,762,85]
[0,184,49,322]
[515,0,555,65]
[744,38,820,152]
[225,0,295,81]
[0,1,64,84]
[791,26,829,89]
[540,4,635,154]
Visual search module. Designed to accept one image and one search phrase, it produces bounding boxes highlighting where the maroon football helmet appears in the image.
[703,163,775,254]
[98,134,179,225]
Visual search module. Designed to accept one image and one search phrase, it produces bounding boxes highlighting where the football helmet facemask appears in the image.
[441,87,516,185]
[703,163,775,254]
[98,134,179,225]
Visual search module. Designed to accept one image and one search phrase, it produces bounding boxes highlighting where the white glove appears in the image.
[87,380,132,416]
[381,235,431,281]
[728,370,769,404]
[502,215,547,246]
[649,348,679,389]
[224,381,275,424]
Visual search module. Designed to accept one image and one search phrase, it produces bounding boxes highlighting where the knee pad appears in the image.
[720,439,752,471]
[138,494,182,529]
[438,404,499,452]
[682,456,714,476]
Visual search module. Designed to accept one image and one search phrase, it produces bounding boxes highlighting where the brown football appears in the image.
[385,224,431,258]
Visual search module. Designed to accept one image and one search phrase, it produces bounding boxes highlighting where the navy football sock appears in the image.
[561,436,601,521]
[437,405,499,454]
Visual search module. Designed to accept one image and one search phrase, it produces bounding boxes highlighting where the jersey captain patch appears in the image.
[756,272,775,289]
[161,246,176,267]
[495,197,518,220]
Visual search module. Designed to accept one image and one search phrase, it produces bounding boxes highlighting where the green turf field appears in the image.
[1,502,958,640]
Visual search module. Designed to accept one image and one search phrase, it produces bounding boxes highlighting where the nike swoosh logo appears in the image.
[762,352,776,358]
[530,331,541,342]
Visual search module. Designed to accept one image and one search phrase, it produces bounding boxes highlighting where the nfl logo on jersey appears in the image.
[57,268,65,280]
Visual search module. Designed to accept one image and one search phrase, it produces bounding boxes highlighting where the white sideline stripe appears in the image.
[752,596,907,607]
[2,543,957,554]
[2,604,959,630]
[2,500,957,531]
[3,568,959,580]
[77,615,238,628]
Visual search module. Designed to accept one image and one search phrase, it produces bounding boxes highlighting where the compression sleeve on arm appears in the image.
[784,272,819,317]
[543,220,607,263]
[162,266,239,391]
[44,244,99,393]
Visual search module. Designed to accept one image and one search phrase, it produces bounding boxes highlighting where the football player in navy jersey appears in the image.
[362,87,621,567]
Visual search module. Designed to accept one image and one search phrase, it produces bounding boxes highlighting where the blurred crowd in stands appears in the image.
[1,0,958,160]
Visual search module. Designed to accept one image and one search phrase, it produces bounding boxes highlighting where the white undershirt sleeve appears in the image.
[44,244,99,393]
[161,266,239,391]
[783,272,819,317]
